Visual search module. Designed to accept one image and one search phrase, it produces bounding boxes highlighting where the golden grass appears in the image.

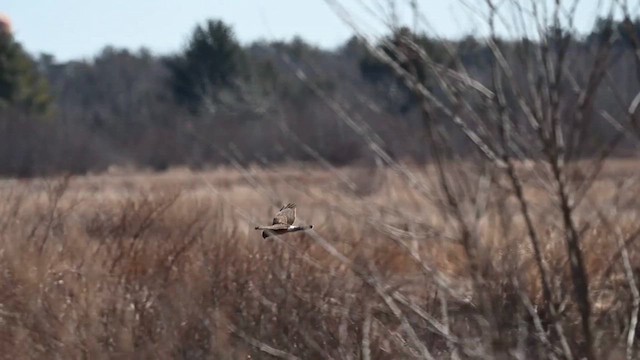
[1,160,639,358]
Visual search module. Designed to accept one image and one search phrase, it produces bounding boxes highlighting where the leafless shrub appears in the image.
[0,163,637,358]
[307,1,640,359]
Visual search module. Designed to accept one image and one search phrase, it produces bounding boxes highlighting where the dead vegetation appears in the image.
[1,2,640,359]
[0,162,638,359]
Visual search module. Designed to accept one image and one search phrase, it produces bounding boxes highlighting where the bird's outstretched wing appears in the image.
[254,203,308,239]
[272,202,296,226]
[256,225,313,239]
[254,224,289,231]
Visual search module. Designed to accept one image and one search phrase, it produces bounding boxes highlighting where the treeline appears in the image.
[0,18,639,177]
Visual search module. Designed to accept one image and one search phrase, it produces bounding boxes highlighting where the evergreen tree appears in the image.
[359,27,448,114]
[165,19,247,113]
[0,32,52,114]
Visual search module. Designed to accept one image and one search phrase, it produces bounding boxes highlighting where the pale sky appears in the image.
[2,0,621,62]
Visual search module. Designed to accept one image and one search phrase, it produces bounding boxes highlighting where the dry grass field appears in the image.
[1,160,640,359]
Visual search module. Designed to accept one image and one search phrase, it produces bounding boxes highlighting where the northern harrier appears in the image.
[254,203,313,238]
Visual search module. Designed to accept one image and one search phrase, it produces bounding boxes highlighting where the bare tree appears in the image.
[292,0,640,358]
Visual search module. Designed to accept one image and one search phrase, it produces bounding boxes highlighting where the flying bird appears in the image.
[254,203,313,238]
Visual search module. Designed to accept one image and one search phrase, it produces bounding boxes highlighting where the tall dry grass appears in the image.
[0,162,638,359]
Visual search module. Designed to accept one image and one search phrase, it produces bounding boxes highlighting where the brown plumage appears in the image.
[273,202,296,226]
[254,203,313,238]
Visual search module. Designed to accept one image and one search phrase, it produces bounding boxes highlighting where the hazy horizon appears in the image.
[3,0,621,62]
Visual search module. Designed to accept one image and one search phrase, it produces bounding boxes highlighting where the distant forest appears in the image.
[0,17,639,177]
